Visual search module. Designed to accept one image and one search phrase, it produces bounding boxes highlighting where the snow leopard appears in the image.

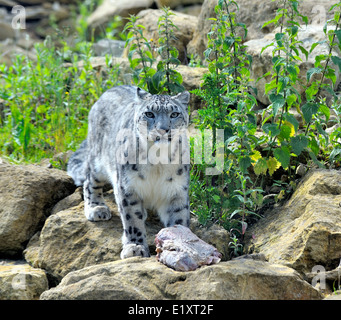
[67,85,191,259]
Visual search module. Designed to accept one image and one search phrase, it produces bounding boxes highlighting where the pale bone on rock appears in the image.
[155,225,222,271]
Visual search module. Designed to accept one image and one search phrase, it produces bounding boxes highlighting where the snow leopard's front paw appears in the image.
[85,205,112,221]
[120,244,150,259]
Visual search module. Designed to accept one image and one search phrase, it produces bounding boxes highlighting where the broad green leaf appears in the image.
[223,37,235,50]
[279,122,295,141]
[309,42,320,54]
[291,135,308,156]
[307,67,322,82]
[254,157,268,175]
[284,113,299,132]
[239,155,252,173]
[265,79,277,94]
[267,156,281,176]
[269,93,285,116]
[250,150,262,163]
[287,65,299,82]
[274,146,291,169]
[212,195,221,203]
[151,70,164,90]
[305,82,319,101]
[309,136,319,155]
[329,148,341,164]
[324,65,337,84]
[319,103,330,121]
[262,123,280,137]
[286,94,297,108]
[331,55,341,73]
[302,102,319,123]
[335,29,341,46]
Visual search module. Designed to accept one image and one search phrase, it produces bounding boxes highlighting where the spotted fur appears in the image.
[67,85,190,259]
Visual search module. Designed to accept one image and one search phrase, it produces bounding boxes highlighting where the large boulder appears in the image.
[40,257,322,300]
[0,260,48,300]
[24,191,230,283]
[87,0,154,31]
[155,0,204,9]
[244,169,341,275]
[0,162,76,256]
[123,9,198,64]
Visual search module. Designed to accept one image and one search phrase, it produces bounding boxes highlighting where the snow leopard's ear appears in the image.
[172,91,190,106]
[136,87,152,100]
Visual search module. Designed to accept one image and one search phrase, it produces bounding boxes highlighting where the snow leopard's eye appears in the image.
[145,112,155,118]
[170,112,180,118]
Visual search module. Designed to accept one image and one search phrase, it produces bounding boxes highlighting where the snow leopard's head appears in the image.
[135,87,190,144]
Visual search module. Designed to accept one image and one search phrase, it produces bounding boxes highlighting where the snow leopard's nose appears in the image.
[156,129,169,136]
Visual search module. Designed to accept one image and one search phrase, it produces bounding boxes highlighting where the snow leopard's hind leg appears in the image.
[67,140,111,221]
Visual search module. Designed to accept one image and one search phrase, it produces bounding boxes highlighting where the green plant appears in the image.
[190,0,341,253]
[124,15,157,93]
[76,0,98,42]
[190,0,261,238]
[228,233,244,257]
[0,36,121,163]
[156,7,184,94]
[124,8,184,94]
[256,0,311,181]
[256,0,341,180]
[104,16,126,41]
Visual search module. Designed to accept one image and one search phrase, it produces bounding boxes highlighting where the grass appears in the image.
[0,35,121,165]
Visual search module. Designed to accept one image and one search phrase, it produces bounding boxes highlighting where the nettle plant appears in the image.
[191,0,262,241]
[124,7,184,95]
[257,0,341,177]
[191,0,341,252]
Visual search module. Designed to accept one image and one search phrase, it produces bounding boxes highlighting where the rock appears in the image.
[0,163,76,256]
[24,190,230,283]
[51,187,83,215]
[87,0,154,31]
[92,39,125,57]
[306,265,341,285]
[155,0,204,9]
[245,24,341,105]
[0,260,48,300]
[324,291,341,300]
[0,38,37,66]
[16,0,79,4]
[40,257,322,300]
[176,65,207,109]
[123,9,198,64]
[186,0,218,61]
[24,3,69,21]
[296,163,307,177]
[24,193,130,283]
[244,169,341,276]
[0,0,18,6]
[175,4,202,17]
[0,8,16,41]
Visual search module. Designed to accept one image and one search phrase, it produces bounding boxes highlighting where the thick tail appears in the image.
[67,140,88,186]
